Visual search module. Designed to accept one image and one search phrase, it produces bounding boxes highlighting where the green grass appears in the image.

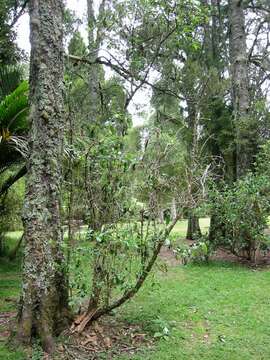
[171,217,210,237]
[118,262,270,359]
[0,259,21,312]
[0,257,25,359]
[2,221,270,359]
[2,230,23,255]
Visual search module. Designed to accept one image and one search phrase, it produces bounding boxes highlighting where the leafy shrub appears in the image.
[69,223,161,309]
[174,238,212,264]
[208,174,270,262]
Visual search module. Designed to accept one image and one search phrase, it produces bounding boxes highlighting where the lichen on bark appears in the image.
[16,0,69,353]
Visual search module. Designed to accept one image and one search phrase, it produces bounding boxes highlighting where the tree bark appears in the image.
[87,0,102,124]
[171,197,177,221]
[229,0,251,178]
[16,0,69,353]
[185,96,201,241]
[186,213,201,240]
[159,209,164,224]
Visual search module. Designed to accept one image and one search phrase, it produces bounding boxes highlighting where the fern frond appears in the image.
[0,65,24,101]
[0,80,29,134]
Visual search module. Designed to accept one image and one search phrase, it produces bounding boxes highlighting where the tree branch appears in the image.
[10,0,29,27]
[0,165,27,197]
[67,54,185,102]
[91,215,180,321]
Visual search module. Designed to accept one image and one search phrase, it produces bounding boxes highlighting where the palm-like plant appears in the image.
[0,65,24,102]
[0,67,29,195]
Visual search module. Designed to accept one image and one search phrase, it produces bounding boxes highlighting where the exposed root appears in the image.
[71,308,97,333]
[58,315,154,360]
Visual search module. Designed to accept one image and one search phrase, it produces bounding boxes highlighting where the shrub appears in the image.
[174,237,212,264]
[208,174,270,262]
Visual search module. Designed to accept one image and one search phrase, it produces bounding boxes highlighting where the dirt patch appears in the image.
[57,316,154,360]
[213,247,270,267]
[159,246,180,266]
[159,243,270,268]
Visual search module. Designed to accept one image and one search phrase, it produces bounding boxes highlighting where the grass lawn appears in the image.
[170,217,210,238]
[118,262,270,360]
[0,258,25,360]
[1,220,270,359]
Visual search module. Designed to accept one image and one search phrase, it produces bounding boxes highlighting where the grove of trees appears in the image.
[0,0,270,356]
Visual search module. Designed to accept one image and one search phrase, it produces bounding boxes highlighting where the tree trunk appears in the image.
[16,0,69,353]
[159,209,164,224]
[203,0,236,238]
[87,0,102,124]
[186,213,201,240]
[171,197,177,221]
[229,0,251,178]
[185,96,201,241]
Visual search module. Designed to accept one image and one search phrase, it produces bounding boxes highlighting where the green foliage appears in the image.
[202,96,234,171]
[150,317,171,340]
[0,176,24,255]
[0,80,28,133]
[0,343,26,360]
[0,65,24,102]
[0,80,28,178]
[69,241,92,307]
[208,174,270,261]
[175,238,212,265]
[69,222,162,309]
[255,140,270,178]
[101,76,132,135]
[31,342,43,360]
[5,231,270,359]
[134,124,186,207]
[104,0,206,84]
[68,30,86,57]
[0,0,24,65]
[0,76,27,254]
[0,254,25,359]
[63,8,82,39]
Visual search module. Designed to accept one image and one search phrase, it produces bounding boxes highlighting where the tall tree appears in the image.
[17,0,69,353]
[0,0,27,64]
[229,0,251,178]
[87,0,99,124]
[86,0,106,126]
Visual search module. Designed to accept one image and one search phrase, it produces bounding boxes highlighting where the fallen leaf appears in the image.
[104,337,112,348]
[81,335,98,346]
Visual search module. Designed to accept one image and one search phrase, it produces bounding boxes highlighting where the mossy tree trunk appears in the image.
[17,0,69,353]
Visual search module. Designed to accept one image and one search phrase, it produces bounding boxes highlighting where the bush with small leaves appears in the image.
[208,174,270,263]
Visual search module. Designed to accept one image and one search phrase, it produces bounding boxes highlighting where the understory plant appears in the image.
[174,237,212,265]
[69,126,184,332]
[70,217,179,332]
[208,174,270,262]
